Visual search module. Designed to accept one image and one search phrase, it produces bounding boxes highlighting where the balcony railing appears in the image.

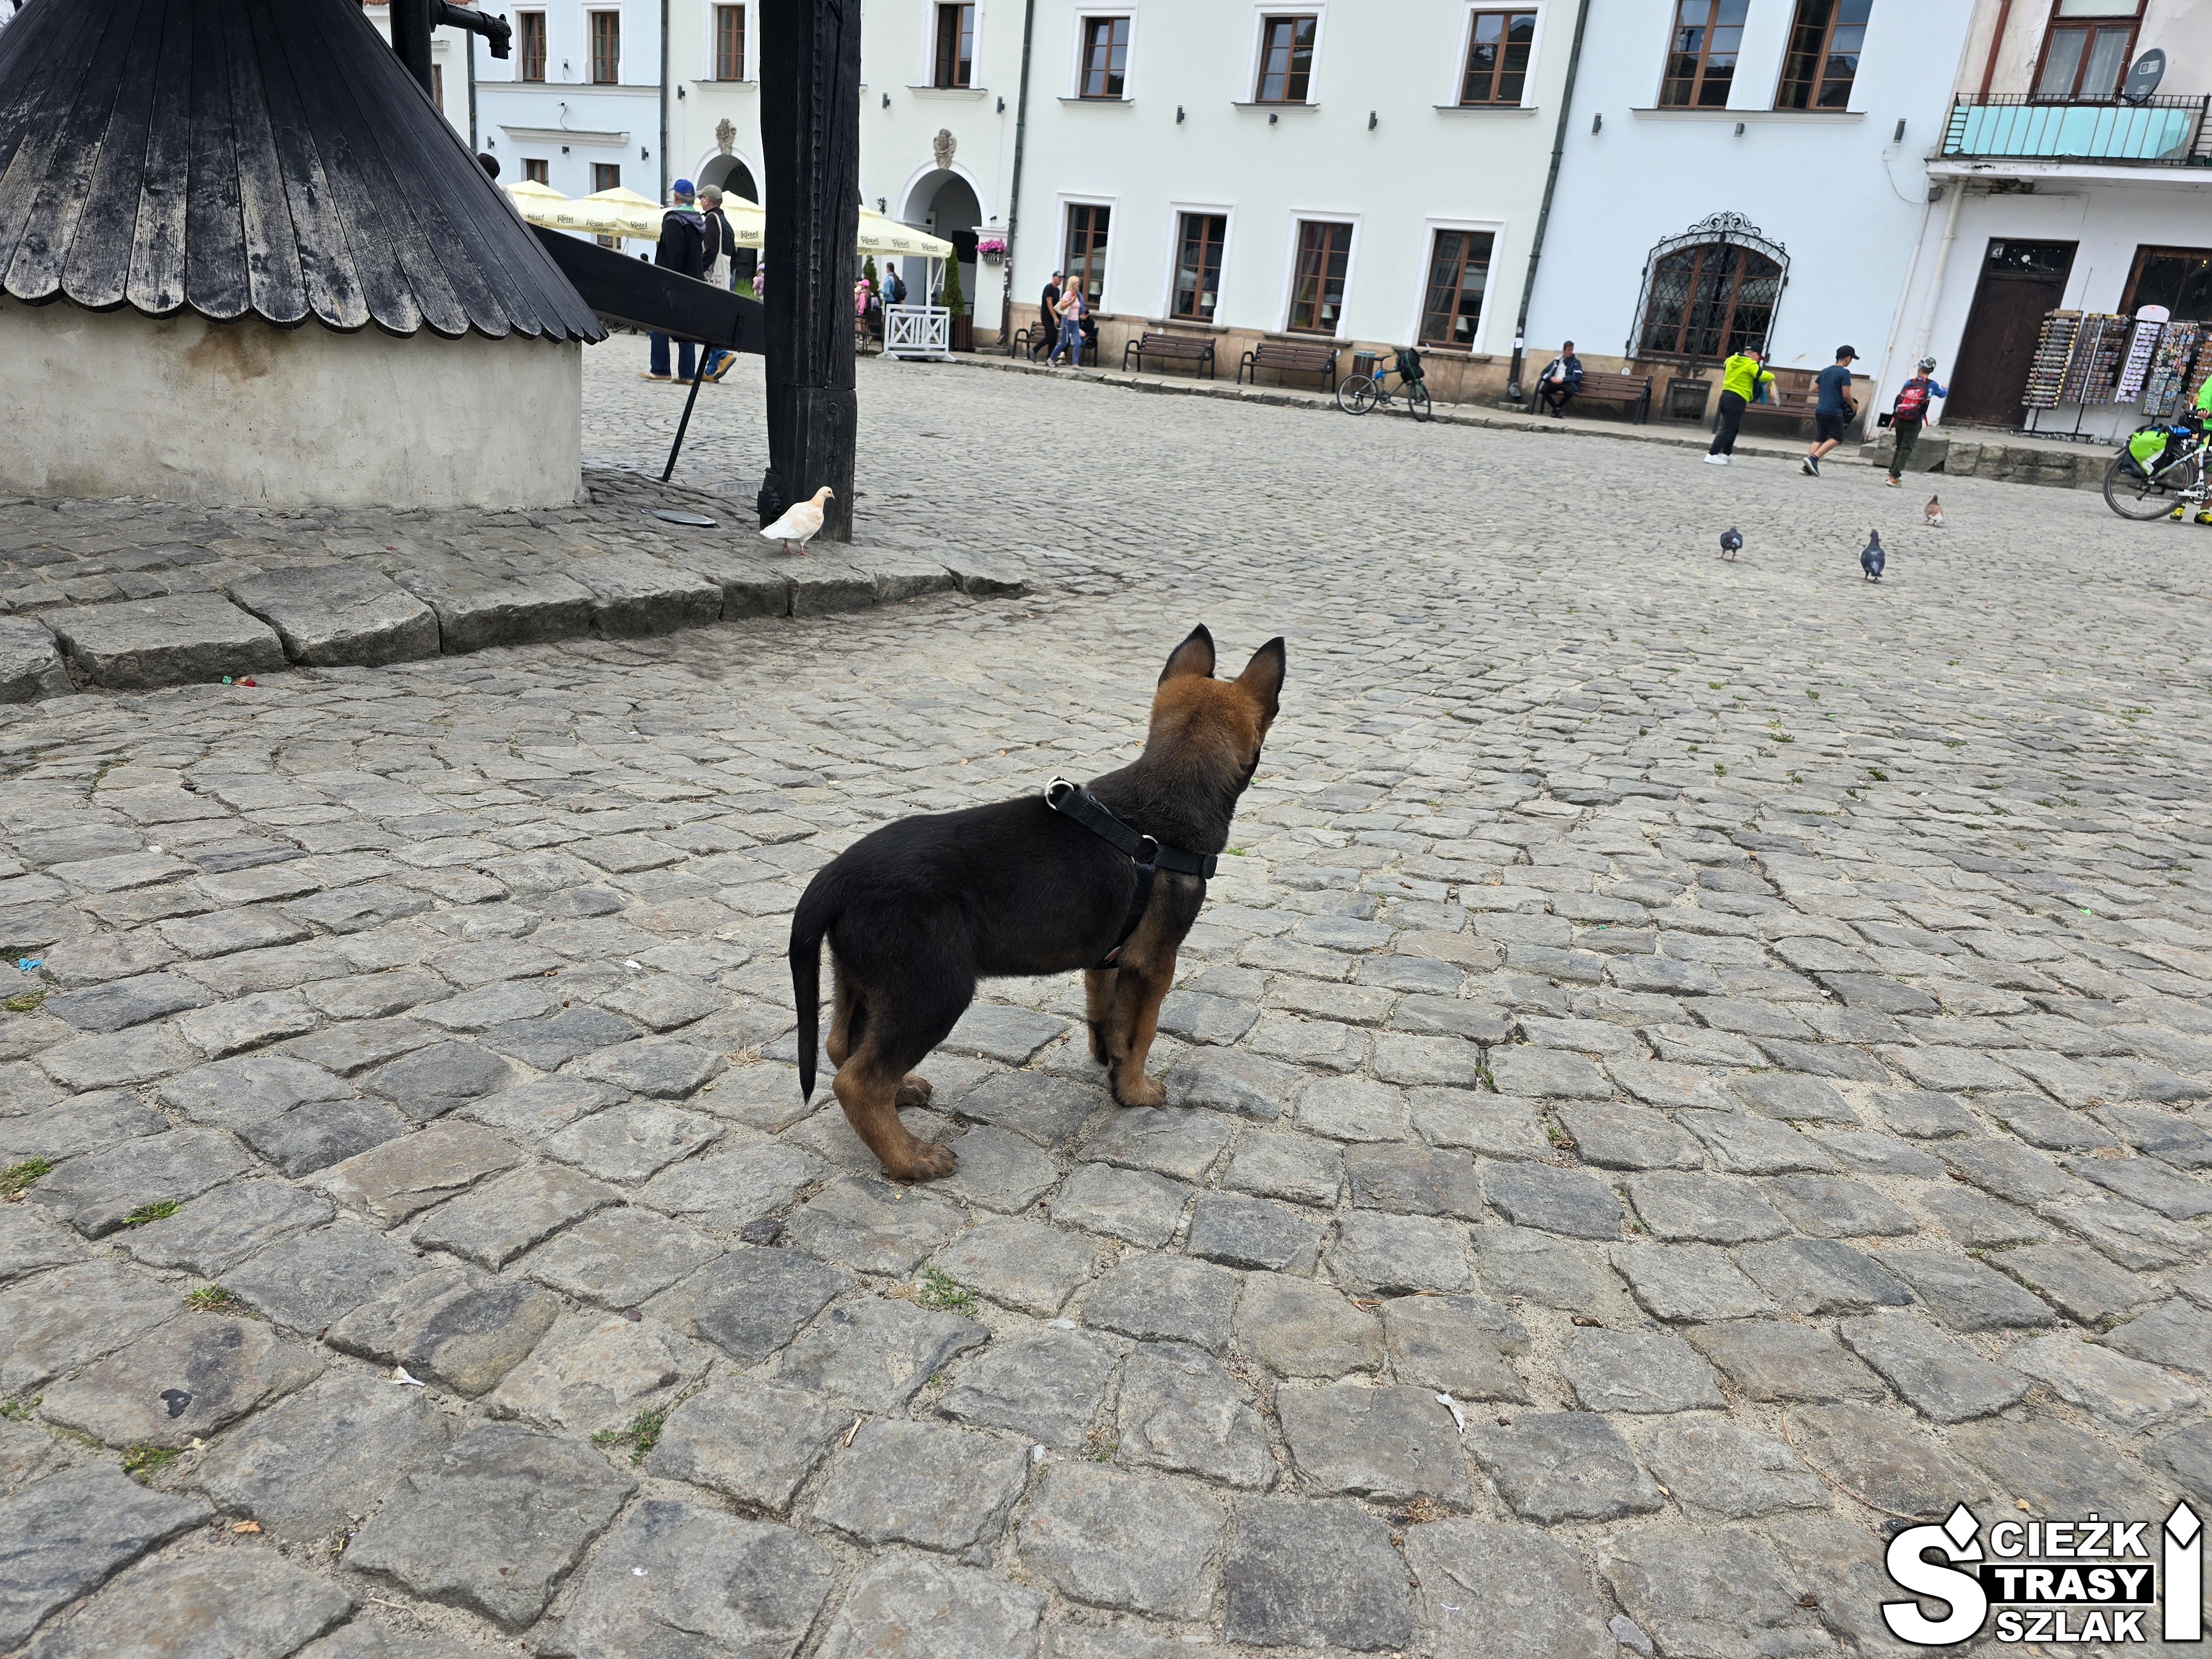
[1942,93,2211,165]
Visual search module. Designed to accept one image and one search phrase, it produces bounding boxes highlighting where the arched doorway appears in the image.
[898,167,983,317]
[697,154,758,205]
[1629,212,1788,363]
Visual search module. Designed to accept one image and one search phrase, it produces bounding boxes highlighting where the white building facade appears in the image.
[471,0,666,222]
[1890,0,2212,440]
[1523,0,1977,427]
[362,1,481,144]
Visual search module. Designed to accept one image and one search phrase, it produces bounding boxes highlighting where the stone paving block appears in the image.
[1051,1162,1189,1246]
[1183,1189,1326,1274]
[1562,1326,1725,1413]
[2009,1333,2200,1431]
[28,1551,354,1659]
[1995,1241,2161,1325]
[1949,1415,2152,1515]
[2103,1296,2212,1381]
[1380,1293,1530,1395]
[409,1161,620,1269]
[2147,1420,2212,1507]
[241,1094,411,1177]
[941,1123,1060,1213]
[358,1039,517,1120]
[568,551,726,638]
[540,1101,724,1185]
[1015,1464,1225,1620]
[1608,1059,1731,1110]
[931,1217,1100,1314]
[929,1323,1117,1451]
[1081,1253,1240,1352]
[1766,1174,1919,1238]
[1939,1137,2089,1208]
[1081,1107,1235,1180]
[1157,988,1259,1046]
[1484,1160,1623,1239]
[1626,1171,1792,1243]
[1410,1087,1552,1160]
[1279,1381,1474,1506]
[815,1552,1047,1659]
[159,1052,352,1126]
[786,1174,965,1275]
[0,1090,166,1164]
[44,969,211,1032]
[767,1297,988,1411]
[36,1308,323,1450]
[1637,1417,1830,1520]
[645,1378,850,1510]
[1687,1319,1886,1404]
[1472,1412,1663,1524]
[1224,1495,1414,1651]
[1678,1109,1836,1175]
[1558,1102,1704,1170]
[1599,1527,1828,1659]
[1406,1517,1614,1659]
[1790,1403,1995,1517]
[1473,1225,1638,1321]
[1610,1243,1772,1322]
[1294,1074,1410,1140]
[44,593,286,690]
[1233,1274,1384,1378]
[1488,1046,1612,1099]
[0,1464,208,1650]
[326,1265,562,1396]
[226,564,440,667]
[118,1176,331,1276]
[0,1203,93,1284]
[1740,1237,1913,1314]
[391,565,597,654]
[1222,1126,1343,1206]
[1332,1207,1471,1293]
[344,1420,636,1630]
[518,1206,721,1307]
[1921,1185,2049,1250]
[811,1419,1031,1559]
[1343,1141,1484,1218]
[646,1246,853,1365]
[1876,1249,2056,1331]
[1165,1049,1300,1120]
[310,1120,520,1223]
[30,1124,253,1237]
[946,1001,1070,1063]
[194,1367,456,1542]
[1115,1341,1271,1488]
[2067,1152,2212,1219]
[460,1076,624,1139]
[223,1220,424,1332]
[956,1068,1105,1145]
[1839,1308,2029,1423]
[0,612,67,702]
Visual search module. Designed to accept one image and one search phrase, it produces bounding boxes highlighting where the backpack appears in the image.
[1893,378,1932,420]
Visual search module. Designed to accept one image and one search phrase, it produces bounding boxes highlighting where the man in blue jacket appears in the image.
[643,179,706,382]
[1535,342,1584,418]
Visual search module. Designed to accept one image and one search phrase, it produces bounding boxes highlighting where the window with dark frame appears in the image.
[589,9,619,82]
[431,63,444,106]
[2121,245,2212,323]
[1173,213,1227,321]
[1420,228,1495,347]
[1658,0,1748,108]
[1775,0,1871,109]
[518,11,546,80]
[935,3,976,88]
[523,157,549,184]
[1287,219,1352,335]
[1635,240,1782,359]
[1081,16,1130,98]
[592,163,622,248]
[1460,12,1536,106]
[2033,0,2140,101]
[715,4,745,79]
[1065,203,1109,296]
[1255,15,1316,103]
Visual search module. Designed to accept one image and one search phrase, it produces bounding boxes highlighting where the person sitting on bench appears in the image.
[1535,342,1584,417]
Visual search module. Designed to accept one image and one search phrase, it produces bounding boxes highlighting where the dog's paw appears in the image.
[895,1073,935,1108]
[1111,1071,1167,1109]
[887,1138,958,1182]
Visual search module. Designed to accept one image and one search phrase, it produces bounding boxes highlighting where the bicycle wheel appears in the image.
[2104,453,2181,521]
[1336,375,1379,415]
[1407,382,1433,423]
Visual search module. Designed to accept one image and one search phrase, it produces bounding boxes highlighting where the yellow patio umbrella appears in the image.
[502,179,611,239]
[856,209,952,259]
[573,185,664,241]
[715,197,769,249]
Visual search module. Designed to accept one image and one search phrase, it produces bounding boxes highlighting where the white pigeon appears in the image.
[761,486,833,557]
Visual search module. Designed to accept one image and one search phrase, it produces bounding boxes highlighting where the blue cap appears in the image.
[671,178,695,196]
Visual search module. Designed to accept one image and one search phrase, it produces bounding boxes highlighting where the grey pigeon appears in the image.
[1860,530,1884,582]
[1719,526,1742,562]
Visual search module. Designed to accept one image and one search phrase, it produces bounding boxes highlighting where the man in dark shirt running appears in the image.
[1802,345,1858,477]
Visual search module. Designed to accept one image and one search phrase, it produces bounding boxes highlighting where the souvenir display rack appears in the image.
[2141,321,2204,419]
[2021,311,2079,410]
[2066,313,2129,406]
[2114,315,2164,404]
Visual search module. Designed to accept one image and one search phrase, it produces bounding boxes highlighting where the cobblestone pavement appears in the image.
[2,341,2209,1658]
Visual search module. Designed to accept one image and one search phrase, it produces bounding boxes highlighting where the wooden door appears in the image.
[1944,239,2077,426]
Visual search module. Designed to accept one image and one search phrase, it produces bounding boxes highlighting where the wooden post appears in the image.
[758,0,859,541]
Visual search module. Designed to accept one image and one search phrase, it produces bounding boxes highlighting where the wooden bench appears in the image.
[1239,340,1338,392]
[1123,331,1217,378]
[1009,324,1093,366]
[1564,371,1653,424]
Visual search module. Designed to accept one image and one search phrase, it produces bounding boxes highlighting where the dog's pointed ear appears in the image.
[1160,624,1216,684]
[1236,637,1286,724]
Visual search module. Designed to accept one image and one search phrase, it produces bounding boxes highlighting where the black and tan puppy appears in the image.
[789,626,1285,1181]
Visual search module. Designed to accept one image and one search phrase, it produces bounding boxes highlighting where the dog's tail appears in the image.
[789,874,837,1103]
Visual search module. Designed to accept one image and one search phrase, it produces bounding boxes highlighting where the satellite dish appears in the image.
[2122,49,2165,105]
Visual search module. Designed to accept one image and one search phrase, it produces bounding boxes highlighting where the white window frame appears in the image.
[920,0,987,91]
[1448,1,1547,109]
[1275,208,1361,338]
[1404,216,1507,352]
[1157,201,1237,322]
[585,5,623,85]
[1244,3,1327,106]
[702,1,751,82]
[514,8,548,81]
[1068,7,1137,100]
[1058,192,1117,310]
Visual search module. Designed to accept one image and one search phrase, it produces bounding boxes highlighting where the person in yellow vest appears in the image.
[2169,373,2212,524]
[1704,341,1775,466]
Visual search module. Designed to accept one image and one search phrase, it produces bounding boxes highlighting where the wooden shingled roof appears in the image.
[0,0,605,341]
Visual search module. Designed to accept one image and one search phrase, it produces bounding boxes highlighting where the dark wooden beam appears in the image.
[388,0,435,96]
[758,0,859,541]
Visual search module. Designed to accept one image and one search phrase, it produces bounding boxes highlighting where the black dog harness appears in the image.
[1045,777,1219,967]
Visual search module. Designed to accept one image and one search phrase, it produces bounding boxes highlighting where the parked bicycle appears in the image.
[1337,347,1432,422]
[2105,420,2211,521]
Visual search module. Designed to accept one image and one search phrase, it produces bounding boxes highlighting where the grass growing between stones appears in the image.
[185,1285,255,1317]
[1,1157,52,1198]
[915,1265,979,1317]
[0,1395,38,1422]
[122,1444,179,1482]
[1,989,46,1014]
[119,1200,179,1227]
[592,1403,676,1466]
